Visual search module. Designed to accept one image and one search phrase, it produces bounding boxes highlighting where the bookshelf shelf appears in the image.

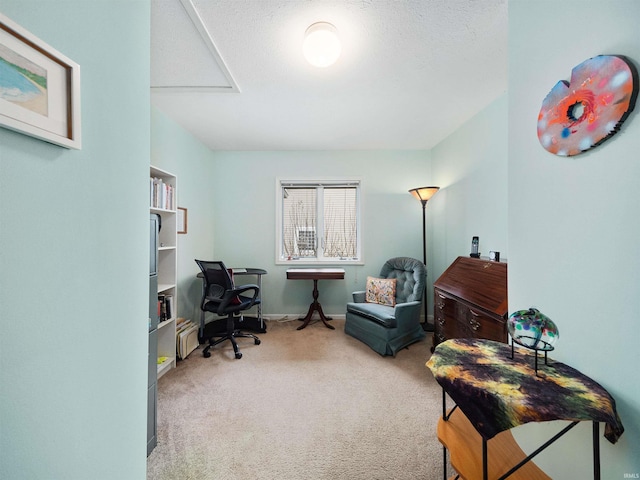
[158,318,173,330]
[157,356,175,378]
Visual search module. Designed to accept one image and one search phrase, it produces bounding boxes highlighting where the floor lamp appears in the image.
[409,186,440,332]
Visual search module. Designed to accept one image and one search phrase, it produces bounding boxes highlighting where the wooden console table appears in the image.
[286,268,345,330]
[426,338,623,480]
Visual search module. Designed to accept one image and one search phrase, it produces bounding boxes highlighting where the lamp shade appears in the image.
[303,22,341,68]
[409,186,440,204]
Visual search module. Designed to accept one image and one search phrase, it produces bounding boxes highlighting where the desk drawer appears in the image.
[458,304,507,343]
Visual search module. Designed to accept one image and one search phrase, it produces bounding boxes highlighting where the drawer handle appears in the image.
[437,301,445,310]
[469,317,481,331]
[438,317,446,326]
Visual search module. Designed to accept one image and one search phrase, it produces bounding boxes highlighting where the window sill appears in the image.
[276,258,364,266]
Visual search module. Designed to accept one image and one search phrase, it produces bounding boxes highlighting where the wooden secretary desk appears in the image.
[433,256,508,350]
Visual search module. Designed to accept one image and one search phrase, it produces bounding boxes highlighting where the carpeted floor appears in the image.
[147,319,445,480]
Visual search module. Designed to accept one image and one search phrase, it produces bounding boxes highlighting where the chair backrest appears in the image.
[194,260,233,304]
[379,257,426,304]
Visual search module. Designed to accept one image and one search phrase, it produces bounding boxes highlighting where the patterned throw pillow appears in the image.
[365,276,397,306]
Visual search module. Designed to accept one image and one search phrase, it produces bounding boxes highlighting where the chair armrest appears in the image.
[394,301,421,323]
[215,284,260,314]
[230,283,259,300]
[352,291,366,303]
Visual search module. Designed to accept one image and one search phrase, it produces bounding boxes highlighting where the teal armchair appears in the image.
[345,257,427,356]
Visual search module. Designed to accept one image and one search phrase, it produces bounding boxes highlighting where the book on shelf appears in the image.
[157,294,173,322]
[150,176,176,210]
[165,295,173,321]
[157,295,165,322]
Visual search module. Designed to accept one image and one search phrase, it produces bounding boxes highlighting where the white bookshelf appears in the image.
[151,165,177,379]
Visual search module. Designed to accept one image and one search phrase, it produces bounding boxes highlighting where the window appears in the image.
[277,179,362,264]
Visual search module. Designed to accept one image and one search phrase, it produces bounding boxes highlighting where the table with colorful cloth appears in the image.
[427,338,624,479]
[426,338,624,443]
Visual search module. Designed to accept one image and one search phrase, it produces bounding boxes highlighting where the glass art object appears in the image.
[537,55,638,156]
[508,307,559,351]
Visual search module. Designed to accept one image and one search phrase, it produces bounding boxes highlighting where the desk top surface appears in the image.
[426,338,624,444]
[197,268,267,278]
[231,268,267,275]
[286,268,345,279]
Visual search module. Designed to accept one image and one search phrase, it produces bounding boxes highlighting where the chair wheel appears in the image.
[203,350,211,358]
[255,338,261,345]
[235,352,243,359]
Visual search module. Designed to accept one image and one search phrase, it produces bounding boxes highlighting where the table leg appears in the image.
[297,279,335,330]
[256,273,264,330]
[593,422,600,480]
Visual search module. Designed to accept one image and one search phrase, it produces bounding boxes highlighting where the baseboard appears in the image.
[262,314,427,323]
[263,313,347,322]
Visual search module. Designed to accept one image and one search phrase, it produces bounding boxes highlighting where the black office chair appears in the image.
[195,260,261,359]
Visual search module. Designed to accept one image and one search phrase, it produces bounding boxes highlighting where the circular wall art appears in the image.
[537,55,638,156]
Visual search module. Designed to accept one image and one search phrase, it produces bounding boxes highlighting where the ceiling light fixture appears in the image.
[303,22,341,68]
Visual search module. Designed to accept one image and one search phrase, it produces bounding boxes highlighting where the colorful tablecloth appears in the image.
[426,338,624,443]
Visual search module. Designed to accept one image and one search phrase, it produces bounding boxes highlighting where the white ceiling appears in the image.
[150,0,508,151]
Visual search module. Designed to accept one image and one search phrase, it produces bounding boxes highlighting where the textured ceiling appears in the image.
[150,0,508,151]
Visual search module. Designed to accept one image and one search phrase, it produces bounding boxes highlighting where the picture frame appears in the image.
[0,13,81,149]
[177,207,188,234]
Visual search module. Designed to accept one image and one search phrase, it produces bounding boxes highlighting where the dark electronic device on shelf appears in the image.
[470,236,480,258]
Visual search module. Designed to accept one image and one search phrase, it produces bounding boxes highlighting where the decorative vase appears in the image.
[507,308,559,351]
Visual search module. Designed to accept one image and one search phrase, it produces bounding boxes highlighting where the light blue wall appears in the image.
[208,150,432,320]
[0,1,150,479]
[429,94,508,288]
[509,1,640,477]
[150,106,216,322]
[3,2,635,478]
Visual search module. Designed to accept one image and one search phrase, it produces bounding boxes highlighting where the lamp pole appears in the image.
[421,200,427,269]
[409,186,440,332]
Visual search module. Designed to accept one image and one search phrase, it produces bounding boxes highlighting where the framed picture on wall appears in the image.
[177,207,187,234]
[0,13,81,149]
